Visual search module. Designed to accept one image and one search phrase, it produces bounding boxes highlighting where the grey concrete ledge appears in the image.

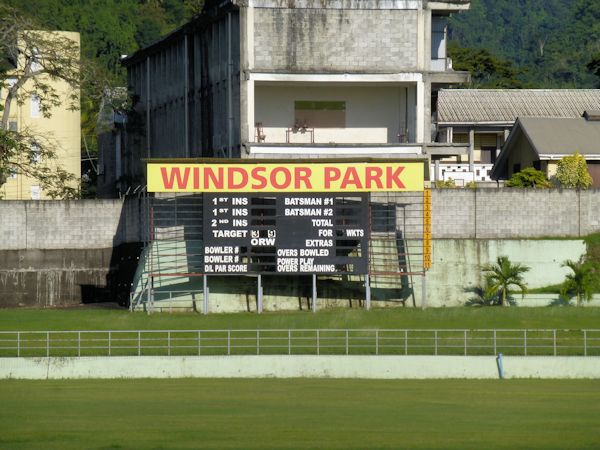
[1,355,599,380]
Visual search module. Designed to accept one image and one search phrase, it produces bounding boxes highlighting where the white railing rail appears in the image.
[0,329,599,358]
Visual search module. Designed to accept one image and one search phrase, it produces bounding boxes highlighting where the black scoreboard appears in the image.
[203,194,369,275]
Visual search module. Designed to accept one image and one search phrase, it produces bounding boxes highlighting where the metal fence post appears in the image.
[375,330,379,356]
[46,331,50,357]
[524,330,527,356]
[493,330,497,355]
[405,330,408,355]
[138,331,141,356]
[346,330,349,355]
[198,331,201,356]
[584,330,588,357]
[17,332,20,357]
[257,330,260,355]
[464,330,467,356]
[553,329,557,356]
[317,330,320,356]
[168,331,171,356]
[434,330,438,356]
[108,331,112,357]
[227,331,231,355]
[78,331,81,357]
[288,330,291,355]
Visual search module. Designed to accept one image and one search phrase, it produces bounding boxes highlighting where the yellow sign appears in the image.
[423,189,432,269]
[147,162,424,193]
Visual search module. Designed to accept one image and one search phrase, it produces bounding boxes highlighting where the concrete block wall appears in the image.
[253,8,418,72]
[431,190,475,238]
[432,189,600,239]
[579,190,600,235]
[0,199,144,307]
[0,199,143,250]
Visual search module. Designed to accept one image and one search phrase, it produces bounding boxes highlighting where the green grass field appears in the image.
[1,306,600,331]
[0,379,599,450]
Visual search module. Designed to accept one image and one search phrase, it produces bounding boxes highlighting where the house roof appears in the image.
[516,117,600,156]
[490,116,600,179]
[437,89,600,125]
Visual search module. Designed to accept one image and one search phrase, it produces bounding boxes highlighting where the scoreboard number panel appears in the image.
[203,193,369,275]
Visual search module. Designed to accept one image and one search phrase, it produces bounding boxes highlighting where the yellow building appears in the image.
[0,31,80,200]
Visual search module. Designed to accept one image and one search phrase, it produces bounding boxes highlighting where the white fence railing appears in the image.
[1,329,599,358]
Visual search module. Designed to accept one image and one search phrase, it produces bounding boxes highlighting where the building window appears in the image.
[533,160,541,170]
[30,142,41,164]
[30,185,41,200]
[480,147,497,164]
[431,16,447,70]
[30,47,43,72]
[294,101,346,128]
[513,163,521,174]
[30,94,40,118]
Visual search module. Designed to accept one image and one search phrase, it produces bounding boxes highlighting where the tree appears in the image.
[466,280,500,306]
[447,43,525,89]
[560,259,599,306]
[587,53,600,87]
[555,152,593,189]
[505,168,551,189]
[482,256,530,307]
[0,5,82,198]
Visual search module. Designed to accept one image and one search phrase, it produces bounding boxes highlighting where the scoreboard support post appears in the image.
[421,270,428,310]
[312,274,317,313]
[203,275,209,315]
[365,274,371,310]
[257,274,264,314]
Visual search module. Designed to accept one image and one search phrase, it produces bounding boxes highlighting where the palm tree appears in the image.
[482,256,530,307]
[466,279,501,306]
[560,259,598,306]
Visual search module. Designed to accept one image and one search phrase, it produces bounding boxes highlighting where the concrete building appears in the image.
[434,89,600,185]
[96,88,129,198]
[0,31,81,200]
[115,0,471,190]
[490,113,600,187]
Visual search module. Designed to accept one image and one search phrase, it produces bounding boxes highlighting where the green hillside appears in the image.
[449,0,600,88]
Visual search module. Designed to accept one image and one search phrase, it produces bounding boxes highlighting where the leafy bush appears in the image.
[555,152,593,189]
[505,168,551,188]
[435,178,456,189]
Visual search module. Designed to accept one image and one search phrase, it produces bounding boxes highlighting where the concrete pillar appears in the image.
[496,133,503,160]
[417,10,425,70]
[469,128,475,172]
[239,6,254,147]
[416,81,425,143]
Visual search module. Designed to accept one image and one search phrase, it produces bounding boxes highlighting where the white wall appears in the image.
[254,85,414,144]
[3,356,600,379]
